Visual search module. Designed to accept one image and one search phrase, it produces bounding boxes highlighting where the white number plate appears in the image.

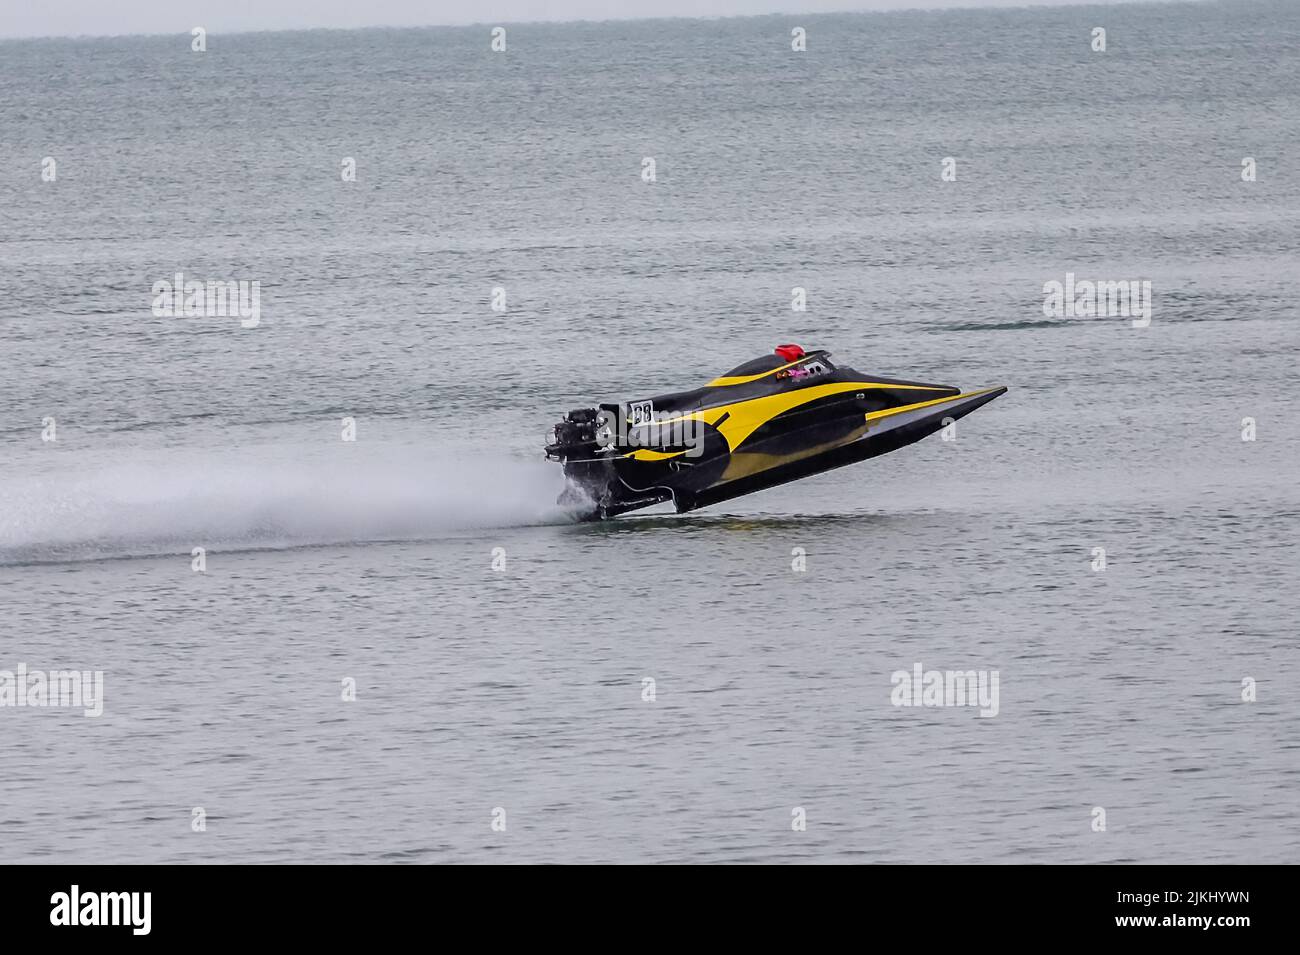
[627,400,654,426]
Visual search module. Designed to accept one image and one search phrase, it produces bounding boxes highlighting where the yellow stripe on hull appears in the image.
[864,386,1005,425]
[705,358,808,387]
[720,422,871,482]
[624,381,950,459]
[625,447,688,462]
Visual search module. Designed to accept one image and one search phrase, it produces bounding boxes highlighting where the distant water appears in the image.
[1,2,1298,863]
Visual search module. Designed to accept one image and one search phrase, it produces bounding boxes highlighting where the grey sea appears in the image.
[1,0,1298,864]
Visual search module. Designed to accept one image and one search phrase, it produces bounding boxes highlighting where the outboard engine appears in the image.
[545,408,618,513]
[545,407,602,460]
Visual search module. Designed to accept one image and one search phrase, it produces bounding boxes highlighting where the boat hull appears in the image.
[545,348,1008,520]
[671,386,1006,513]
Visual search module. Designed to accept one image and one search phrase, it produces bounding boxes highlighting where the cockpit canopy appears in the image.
[720,349,835,379]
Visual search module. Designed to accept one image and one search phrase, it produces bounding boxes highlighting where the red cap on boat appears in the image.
[774,343,805,362]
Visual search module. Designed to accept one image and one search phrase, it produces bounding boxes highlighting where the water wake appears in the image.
[0,446,572,564]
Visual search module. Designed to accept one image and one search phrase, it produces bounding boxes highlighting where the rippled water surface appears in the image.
[1,1,1298,863]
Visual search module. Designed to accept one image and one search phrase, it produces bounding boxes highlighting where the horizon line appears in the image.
[0,0,1198,43]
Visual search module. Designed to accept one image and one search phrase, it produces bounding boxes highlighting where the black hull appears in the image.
[545,348,1008,520]
[674,386,1006,512]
